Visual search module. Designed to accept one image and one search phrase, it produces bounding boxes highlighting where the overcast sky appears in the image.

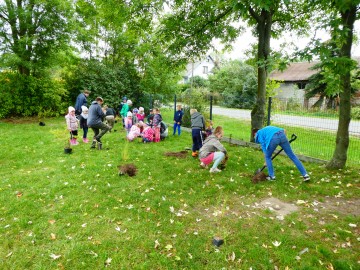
[215,21,360,60]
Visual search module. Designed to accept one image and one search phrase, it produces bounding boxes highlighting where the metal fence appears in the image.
[171,94,360,167]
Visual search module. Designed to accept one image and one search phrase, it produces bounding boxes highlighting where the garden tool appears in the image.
[254,133,297,176]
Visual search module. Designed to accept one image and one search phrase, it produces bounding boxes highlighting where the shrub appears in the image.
[179,88,210,127]
[352,106,360,120]
[0,72,68,118]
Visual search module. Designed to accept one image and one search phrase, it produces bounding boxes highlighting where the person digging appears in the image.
[253,126,310,182]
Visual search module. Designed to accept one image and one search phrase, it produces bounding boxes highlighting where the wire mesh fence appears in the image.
[169,94,360,167]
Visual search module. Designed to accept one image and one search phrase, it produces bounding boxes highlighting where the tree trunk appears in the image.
[327,6,356,169]
[250,9,272,141]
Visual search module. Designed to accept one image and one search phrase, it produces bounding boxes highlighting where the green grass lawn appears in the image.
[161,109,360,166]
[0,117,359,269]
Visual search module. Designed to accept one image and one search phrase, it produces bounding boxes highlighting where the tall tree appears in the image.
[0,0,73,75]
[325,1,360,169]
[159,0,309,141]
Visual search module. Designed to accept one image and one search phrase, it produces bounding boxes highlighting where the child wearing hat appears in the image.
[65,106,79,145]
[124,111,133,135]
[79,106,89,143]
[136,107,145,122]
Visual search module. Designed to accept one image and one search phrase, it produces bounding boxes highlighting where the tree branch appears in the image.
[248,5,260,22]
[195,6,234,36]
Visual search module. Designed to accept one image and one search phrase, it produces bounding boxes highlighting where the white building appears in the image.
[182,55,217,83]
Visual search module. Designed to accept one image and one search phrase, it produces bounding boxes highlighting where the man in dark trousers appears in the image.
[87,97,110,149]
[75,89,91,115]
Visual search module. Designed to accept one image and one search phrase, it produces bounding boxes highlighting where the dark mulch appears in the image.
[252,172,267,183]
[164,150,188,159]
[118,163,138,177]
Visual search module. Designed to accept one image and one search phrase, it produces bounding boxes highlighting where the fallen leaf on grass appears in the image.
[48,220,56,225]
[104,258,112,267]
[272,241,281,247]
[349,223,357,228]
[165,244,173,251]
[6,252,13,258]
[50,233,56,240]
[227,252,236,262]
[154,239,160,249]
[16,192,23,198]
[49,253,61,260]
[88,251,98,258]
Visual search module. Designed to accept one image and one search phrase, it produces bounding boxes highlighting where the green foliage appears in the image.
[0,0,74,75]
[351,106,360,120]
[179,88,210,127]
[0,72,68,118]
[208,60,257,109]
[266,78,282,97]
[64,59,141,111]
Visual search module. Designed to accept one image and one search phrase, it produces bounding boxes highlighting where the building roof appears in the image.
[270,57,360,82]
[269,62,319,82]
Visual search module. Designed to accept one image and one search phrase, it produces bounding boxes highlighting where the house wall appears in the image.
[275,83,305,100]
[182,57,216,83]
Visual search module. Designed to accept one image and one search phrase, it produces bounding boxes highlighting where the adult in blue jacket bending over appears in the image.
[254,126,310,182]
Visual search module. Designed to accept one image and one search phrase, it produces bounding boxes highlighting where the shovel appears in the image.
[254,133,297,175]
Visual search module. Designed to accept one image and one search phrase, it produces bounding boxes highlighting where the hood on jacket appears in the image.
[191,112,202,119]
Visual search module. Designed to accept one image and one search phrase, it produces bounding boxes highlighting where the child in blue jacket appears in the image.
[173,105,184,135]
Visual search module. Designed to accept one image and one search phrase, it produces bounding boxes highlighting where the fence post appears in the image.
[210,95,213,120]
[267,97,272,126]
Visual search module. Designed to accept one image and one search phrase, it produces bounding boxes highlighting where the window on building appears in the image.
[297,82,306,89]
[203,66,208,74]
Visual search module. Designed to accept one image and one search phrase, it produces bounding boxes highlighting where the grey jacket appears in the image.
[87,101,105,127]
[191,112,205,130]
[199,134,227,159]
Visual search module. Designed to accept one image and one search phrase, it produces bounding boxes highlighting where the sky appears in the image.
[214,21,360,60]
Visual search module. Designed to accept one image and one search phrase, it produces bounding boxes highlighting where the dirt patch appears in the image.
[315,197,360,216]
[118,163,137,177]
[164,150,188,159]
[255,197,298,219]
[252,172,267,183]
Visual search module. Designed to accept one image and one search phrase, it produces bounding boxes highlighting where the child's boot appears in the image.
[90,140,96,149]
[83,138,89,143]
[192,151,198,157]
[73,138,79,145]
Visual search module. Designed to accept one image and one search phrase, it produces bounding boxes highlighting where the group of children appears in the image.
[125,107,164,143]
[65,102,169,145]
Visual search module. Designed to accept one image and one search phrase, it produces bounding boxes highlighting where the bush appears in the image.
[179,88,210,128]
[352,106,360,120]
[0,72,68,118]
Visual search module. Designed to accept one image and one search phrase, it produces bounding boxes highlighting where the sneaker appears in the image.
[303,174,310,182]
[210,167,221,173]
[266,176,276,181]
[83,138,89,143]
[200,162,208,169]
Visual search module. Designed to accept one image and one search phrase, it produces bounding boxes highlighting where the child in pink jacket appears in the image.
[65,106,79,145]
[127,122,143,141]
[142,125,154,143]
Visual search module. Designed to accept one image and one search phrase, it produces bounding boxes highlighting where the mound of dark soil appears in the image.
[118,163,137,177]
[164,150,188,159]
